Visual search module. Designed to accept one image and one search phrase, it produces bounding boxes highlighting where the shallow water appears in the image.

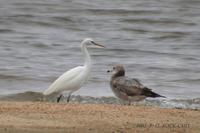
[0,0,200,104]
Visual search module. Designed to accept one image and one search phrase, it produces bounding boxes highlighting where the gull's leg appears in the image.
[57,94,63,103]
[128,100,131,106]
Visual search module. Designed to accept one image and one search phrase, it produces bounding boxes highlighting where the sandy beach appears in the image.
[0,102,199,133]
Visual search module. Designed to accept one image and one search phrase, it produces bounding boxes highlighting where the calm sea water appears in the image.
[0,0,200,101]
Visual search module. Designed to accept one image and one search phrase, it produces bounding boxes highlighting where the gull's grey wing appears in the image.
[131,78,143,86]
[111,77,144,96]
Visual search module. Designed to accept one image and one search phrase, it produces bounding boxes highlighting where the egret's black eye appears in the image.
[113,67,116,70]
[91,41,94,44]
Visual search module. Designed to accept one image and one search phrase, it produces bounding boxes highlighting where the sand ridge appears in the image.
[0,102,199,133]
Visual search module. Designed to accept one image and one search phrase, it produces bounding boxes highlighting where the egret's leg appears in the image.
[67,94,71,103]
[57,94,63,103]
[67,92,73,103]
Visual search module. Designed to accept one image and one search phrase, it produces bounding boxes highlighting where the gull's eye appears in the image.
[113,67,116,70]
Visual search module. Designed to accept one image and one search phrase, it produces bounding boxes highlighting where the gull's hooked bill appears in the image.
[107,66,115,73]
[107,70,112,73]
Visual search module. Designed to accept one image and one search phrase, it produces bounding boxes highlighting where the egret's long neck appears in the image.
[81,43,91,68]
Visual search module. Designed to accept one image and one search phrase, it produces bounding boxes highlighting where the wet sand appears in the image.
[0,102,199,133]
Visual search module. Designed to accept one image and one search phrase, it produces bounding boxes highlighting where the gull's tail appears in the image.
[142,87,166,98]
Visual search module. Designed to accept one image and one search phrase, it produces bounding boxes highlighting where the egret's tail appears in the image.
[43,88,54,96]
[43,90,50,96]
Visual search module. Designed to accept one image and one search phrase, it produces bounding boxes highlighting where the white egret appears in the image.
[43,38,104,102]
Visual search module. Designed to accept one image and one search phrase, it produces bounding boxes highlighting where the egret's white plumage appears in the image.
[43,38,104,102]
[43,66,84,95]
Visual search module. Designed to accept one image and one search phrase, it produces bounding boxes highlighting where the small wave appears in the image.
[121,18,196,26]
[28,20,58,27]
[13,2,59,7]
[0,74,27,80]
[1,92,199,109]
[51,43,64,47]
[11,17,60,28]
[150,34,185,40]
[147,66,197,73]
[168,78,200,83]
[0,91,44,102]
[9,14,35,19]
[122,28,190,37]
[0,29,14,33]
[107,48,184,57]
[31,43,51,48]
[151,31,191,41]
[52,16,74,23]
[145,98,200,109]
[181,57,200,61]
[0,74,50,82]
[122,28,148,33]
[85,9,160,15]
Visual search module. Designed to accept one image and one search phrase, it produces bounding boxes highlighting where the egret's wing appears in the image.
[43,66,84,95]
[112,77,144,96]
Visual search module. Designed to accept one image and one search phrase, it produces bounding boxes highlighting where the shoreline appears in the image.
[0,101,199,133]
[0,91,200,109]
